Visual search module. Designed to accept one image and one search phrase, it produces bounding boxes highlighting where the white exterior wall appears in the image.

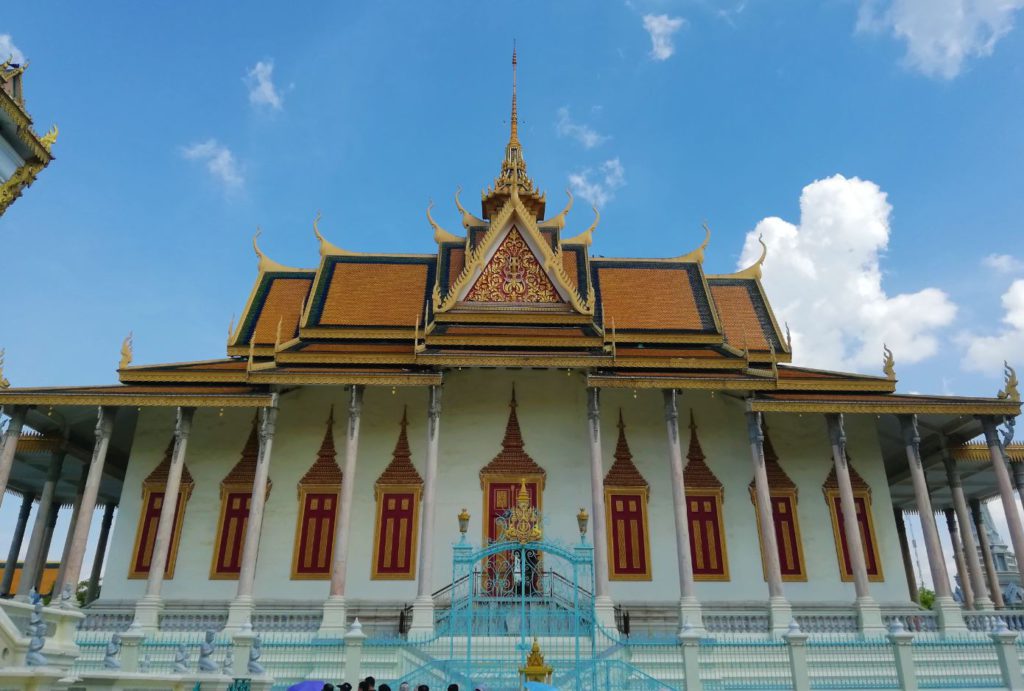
[102,371,912,606]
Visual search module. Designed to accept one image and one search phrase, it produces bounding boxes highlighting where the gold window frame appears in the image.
[209,483,271,580]
[604,487,652,581]
[127,483,193,580]
[824,489,884,583]
[686,489,730,582]
[291,485,340,581]
[749,488,807,582]
[370,484,422,580]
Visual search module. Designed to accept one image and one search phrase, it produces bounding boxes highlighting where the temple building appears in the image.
[0,57,56,215]
[1,52,1023,689]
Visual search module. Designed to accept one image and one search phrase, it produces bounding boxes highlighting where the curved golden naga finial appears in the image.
[39,124,58,152]
[252,228,298,272]
[676,222,712,263]
[427,200,461,244]
[454,186,485,229]
[562,205,599,247]
[0,348,9,389]
[119,332,133,370]
[882,343,896,381]
[731,234,768,280]
[312,211,354,257]
[998,361,1020,402]
[542,188,574,231]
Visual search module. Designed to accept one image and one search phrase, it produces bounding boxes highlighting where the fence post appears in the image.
[344,618,367,682]
[989,618,1024,690]
[887,619,917,691]
[118,625,146,673]
[784,620,810,691]
[680,621,703,691]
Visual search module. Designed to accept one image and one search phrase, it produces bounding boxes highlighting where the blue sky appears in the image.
[2,1,1024,580]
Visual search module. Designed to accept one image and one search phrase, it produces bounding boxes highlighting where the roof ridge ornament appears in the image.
[0,348,9,389]
[426,200,461,244]
[562,204,599,247]
[454,186,486,228]
[119,332,133,370]
[39,124,58,153]
[883,344,896,381]
[313,211,357,258]
[731,234,767,280]
[543,189,574,231]
[998,361,1020,402]
[675,222,712,263]
[253,228,302,272]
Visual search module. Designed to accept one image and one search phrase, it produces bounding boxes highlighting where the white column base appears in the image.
[855,596,885,635]
[119,627,147,673]
[130,594,163,634]
[934,595,967,633]
[768,596,792,637]
[678,596,705,636]
[408,595,435,637]
[225,595,254,632]
[594,595,616,630]
[317,596,348,638]
[972,595,994,611]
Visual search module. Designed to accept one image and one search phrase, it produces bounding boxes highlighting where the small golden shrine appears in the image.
[499,479,543,543]
[519,637,553,683]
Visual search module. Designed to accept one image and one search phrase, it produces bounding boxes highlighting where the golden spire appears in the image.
[883,344,896,381]
[119,332,133,370]
[510,42,519,145]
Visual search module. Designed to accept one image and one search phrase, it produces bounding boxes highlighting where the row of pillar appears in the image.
[0,395,1019,637]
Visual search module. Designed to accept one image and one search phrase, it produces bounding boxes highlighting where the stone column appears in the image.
[585,388,615,628]
[943,452,992,609]
[227,400,278,630]
[970,498,1005,609]
[86,503,116,603]
[1012,462,1024,529]
[943,509,973,609]
[34,504,59,593]
[53,462,87,596]
[409,385,442,636]
[0,406,28,511]
[17,451,65,599]
[61,406,116,602]
[826,414,883,632]
[980,416,1024,589]
[746,410,790,633]
[1,493,34,595]
[663,389,702,633]
[893,508,919,603]
[133,407,194,631]
[321,385,364,636]
[899,414,964,631]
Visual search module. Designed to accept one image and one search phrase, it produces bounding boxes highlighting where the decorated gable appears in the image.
[465,226,562,304]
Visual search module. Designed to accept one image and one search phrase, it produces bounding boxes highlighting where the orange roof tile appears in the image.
[299,407,342,487]
[604,411,648,489]
[320,263,428,327]
[143,437,195,488]
[709,283,770,350]
[597,267,704,331]
[297,343,413,354]
[448,248,466,289]
[683,411,722,491]
[376,408,424,487]
[252,277,313,345]
[480,388,546,479]
[561,248,579,290]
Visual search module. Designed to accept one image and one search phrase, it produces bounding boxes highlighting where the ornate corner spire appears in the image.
[685,410,723,491]
[998,361,1020,402]
[427,200,461,244]
[454,186,486,229]
[883,344,896,381]
[39,124,58,152]
[299,406,342,490]
[563,205,599,247]
[543,189,574,231]
[0,348,9,389]
[605,409,649,490]
[119,332,133,370]
[732,234,768,280]
[675,222,712,263]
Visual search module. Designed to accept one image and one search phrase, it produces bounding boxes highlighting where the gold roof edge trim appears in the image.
[749,398,1021,415]
[0,391,273,408]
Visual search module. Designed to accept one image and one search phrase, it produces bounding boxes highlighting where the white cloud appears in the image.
[568,158,626,208]
[983,253,1024,274]
[0,35,25,65]
[857,0,1024,79]
[555,107,609,149]
[181,139,244,189]
[959,278,1024,373]
[245,60,283,110]
[739,174,957,372]
[642,14,686,61]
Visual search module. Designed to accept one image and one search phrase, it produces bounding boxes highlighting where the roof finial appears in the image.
[998,361,1020,402]
[510,383,518,408]
[119,332,133,370]
[883,344,896,381]
[511,41,519,144]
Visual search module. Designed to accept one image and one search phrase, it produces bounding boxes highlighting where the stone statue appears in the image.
[59,583,73,609]
[28,587,41,605]
[197,630,218,672]
[248,634,265,675]
[222,648,234,675]
[103,633,122,669]
[140,654,152,673]
[173,644,189,673]
[25,602,47,666]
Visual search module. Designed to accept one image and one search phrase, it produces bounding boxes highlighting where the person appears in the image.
[339,684,352,691]
[447,685,459,691]
[379,685,392,691]
[365,676,376,690]
[399,684,410,691]
[417,685,429,691]
[358,683,368,691]
[322,685,335,691]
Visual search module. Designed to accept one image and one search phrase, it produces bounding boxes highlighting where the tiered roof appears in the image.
[604,412,649,489]
[143,437,195,490]
[480,388,546,482]
[683,411,723,492]
[222,416,272,491]
[822,461,871,496]
[376,408,424,488]
[749,422,797,495]
[298,407,342,489]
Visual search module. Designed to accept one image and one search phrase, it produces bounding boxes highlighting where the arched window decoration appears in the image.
[683,411,729,581]
[480,388,545,593]
[823,461,884,582]
[211,417,272,579]
[291,408,342,580]
[748,422,806,581]
[603,411,651,581]
[371,408,423,580]
[129,437,194,579]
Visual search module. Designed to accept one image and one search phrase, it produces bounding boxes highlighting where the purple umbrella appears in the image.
[288,681,329,691]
